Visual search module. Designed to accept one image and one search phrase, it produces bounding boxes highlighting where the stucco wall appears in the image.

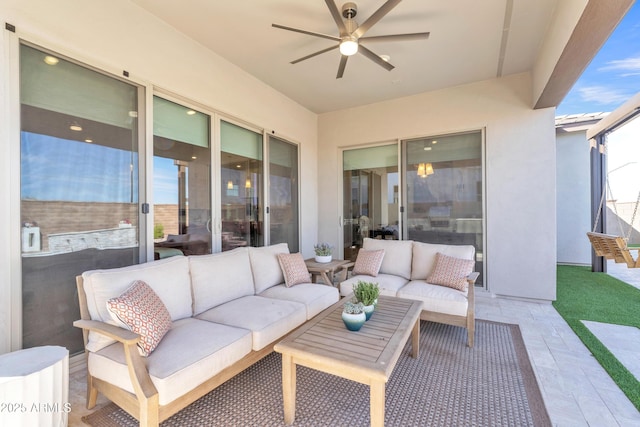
[556,130,592,265]
[0,0,318,353]
[318,73,557,302]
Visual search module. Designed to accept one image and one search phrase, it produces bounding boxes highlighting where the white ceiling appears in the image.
[130,0,559,114]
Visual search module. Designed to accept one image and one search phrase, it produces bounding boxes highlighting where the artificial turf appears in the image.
[554,265,640,411]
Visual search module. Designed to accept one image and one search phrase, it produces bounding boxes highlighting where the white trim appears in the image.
[7,28,22,351]
[587,92,640,139]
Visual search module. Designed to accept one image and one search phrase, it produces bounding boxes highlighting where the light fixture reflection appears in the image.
[245,178,252,189]
[69,123,82,131]
[417,162,434,178]
[186,110,196,115]
[227,180,234,189]
[44,55,59,65]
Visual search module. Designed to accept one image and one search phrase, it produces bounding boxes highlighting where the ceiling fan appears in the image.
[272,0,430,79]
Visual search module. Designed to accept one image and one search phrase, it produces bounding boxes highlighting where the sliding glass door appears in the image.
[342,144,399,261]
[20,44,143,353]
[403,131,484,285]
[153,96,211,259]
[269,136,299,252]
[220,121,264,251]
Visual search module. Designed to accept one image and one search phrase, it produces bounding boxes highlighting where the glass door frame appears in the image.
[149,91,213,259]
[13,39,149,351]
[401,128,487,289]
[338,140,402,260]
[214,116,269,252]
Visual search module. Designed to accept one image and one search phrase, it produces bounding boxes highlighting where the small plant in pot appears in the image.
[314,242,333,263]
[353,281,380,320]
[342,301,366,331]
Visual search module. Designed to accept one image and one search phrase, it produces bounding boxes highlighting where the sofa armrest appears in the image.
[466,272,480,286]
[73,319,159,405]
[336,261,355,282]
[73,319,140,345]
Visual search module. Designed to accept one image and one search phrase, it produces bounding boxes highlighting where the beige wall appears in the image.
[318,73,557,302]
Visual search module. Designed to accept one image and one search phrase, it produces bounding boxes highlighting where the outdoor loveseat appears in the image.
[340,237,478,347]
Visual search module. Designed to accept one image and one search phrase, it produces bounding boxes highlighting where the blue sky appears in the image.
[557,3,640,115]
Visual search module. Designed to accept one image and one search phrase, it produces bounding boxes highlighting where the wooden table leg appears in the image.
[320,271,333,286]
[282,354,296,425]
[370,381,385,427]
[411,318,420,358]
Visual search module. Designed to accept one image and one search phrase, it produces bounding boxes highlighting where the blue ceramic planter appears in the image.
[363,304,375,320]
[342,311,366,331]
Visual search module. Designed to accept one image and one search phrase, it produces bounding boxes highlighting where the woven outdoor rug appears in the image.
[82,320,551,427]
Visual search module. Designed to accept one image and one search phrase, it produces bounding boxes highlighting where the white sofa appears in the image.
[74,243,338,427]
[340,238,478,347]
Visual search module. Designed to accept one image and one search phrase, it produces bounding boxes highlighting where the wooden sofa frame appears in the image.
[73,276,282,427]
[418,272,479,347]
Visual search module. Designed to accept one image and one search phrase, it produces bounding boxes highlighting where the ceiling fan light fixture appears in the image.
[339,37,358,56]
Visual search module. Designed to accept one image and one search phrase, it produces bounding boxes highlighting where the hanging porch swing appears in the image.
[587,160,640,268]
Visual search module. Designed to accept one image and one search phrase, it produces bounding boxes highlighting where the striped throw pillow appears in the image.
[427,252,475,291]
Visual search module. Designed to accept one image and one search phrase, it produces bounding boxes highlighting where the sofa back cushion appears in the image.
[362,238,413,280]
[411,241,475,280]
[189,247,255,315]
[81,255,192,351]
[248,243,290,293]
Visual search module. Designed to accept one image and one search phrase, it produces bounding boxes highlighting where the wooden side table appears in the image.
[304,258,354,286]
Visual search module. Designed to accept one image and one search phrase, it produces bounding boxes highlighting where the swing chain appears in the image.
[626,190,640,242]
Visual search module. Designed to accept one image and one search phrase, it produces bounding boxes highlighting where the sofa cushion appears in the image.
[259,283,339,319]
[339,273,409,298]
[106,280,172,356]
[277,253,311,287]
[411,241,475,280]
[82,256,192,352]
[427,252,475,291]
[362,238,413,279]
[249,243,289,293]
[88,317,252,406]
[196,295,306,351]
[352,249,385,277]
[189,248,255,315]
[397,280,468,317]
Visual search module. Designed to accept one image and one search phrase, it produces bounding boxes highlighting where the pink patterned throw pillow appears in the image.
[352,249,385,277]
[277,252,311,287]
[427,252,475,291]
[106,280,172,356]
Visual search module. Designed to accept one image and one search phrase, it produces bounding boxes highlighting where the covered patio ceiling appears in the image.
[130,0,634,113]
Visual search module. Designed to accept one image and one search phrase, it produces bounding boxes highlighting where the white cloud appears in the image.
[599,56,640,72]
[577,85,631,105]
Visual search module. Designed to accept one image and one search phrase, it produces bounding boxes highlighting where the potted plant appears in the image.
[342,301,366,331]
[314,242,333,263]
[353,281,380,320]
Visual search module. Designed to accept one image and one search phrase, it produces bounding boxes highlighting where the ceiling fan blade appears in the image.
[358,44,395,71]
[336,55,348,79]
[272,23,340,42]
[360,32,430,43]
[353,0,402,38]
[325,0,347,35]
[291,45,339,64]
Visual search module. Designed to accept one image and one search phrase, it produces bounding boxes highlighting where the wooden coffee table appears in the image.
[304,258,354,286]
[274,296,423,427]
